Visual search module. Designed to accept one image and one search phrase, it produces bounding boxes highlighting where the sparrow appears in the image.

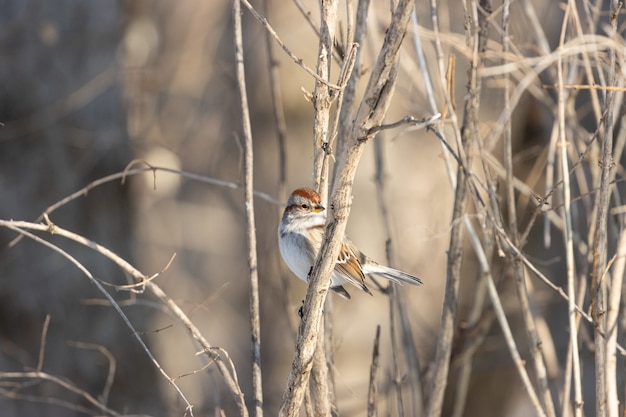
[278,187,422,299]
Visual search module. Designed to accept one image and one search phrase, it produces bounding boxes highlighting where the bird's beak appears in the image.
[313,204,325,213]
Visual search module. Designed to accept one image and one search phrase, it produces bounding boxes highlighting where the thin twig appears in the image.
[233,1,263,415]
[366,325,381,417]
[500,0,556,413]
[2,220,249,416]
[8,163,280,249]
[36,314,51,373]
[374,133,405,417]
[313,0,339,202]
[556,4,583,415]
[374,132,423,416]
[262,0,298,340]
[2,223,196,415]
[426,0,488,414]
[66,341,116,406]
[335,0,370,181]
[240,0,342,91]
[589,1,620,415]
[450,277,490,417]
[606,228,626,417]
[367,113,441,135]
[0,372,121,416]
[466,217,547,417]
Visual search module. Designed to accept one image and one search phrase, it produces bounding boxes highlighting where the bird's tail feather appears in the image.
[364,265,423,286]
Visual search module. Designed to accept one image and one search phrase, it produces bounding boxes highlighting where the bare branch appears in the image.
[1,220,248,416]
[0,371,121,416]
[240,0,342,90]
[35,315,51,373]
[366,325,381,417]
[233,0,263,415]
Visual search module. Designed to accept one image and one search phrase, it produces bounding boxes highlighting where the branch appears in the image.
[278,1,416,415]
[1,219,248,417]
[590,1,620,416]
[233,0,263,415]
[241,0,342,90]
[366,325,381,417]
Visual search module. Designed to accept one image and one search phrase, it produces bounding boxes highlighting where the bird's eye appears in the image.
[301,204,309,209]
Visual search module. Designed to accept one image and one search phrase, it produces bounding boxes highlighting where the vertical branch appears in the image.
[374,135,423,417]
[556,3,582,416]
[335,0,370,177]
[606,228,626,417]
[502,0,556,415]
[323,298,338,414]
[374,136,404,417]
[591,1,620,416]
[425,113,469,417]
[262,0,298,338]
[450,271,489,417]
[466,220,547,417]
[262,0,288,202]
[388,285,406,417]
[312,0,338,200]
[311,2,339,415]
[427,0,490,414]
[311,314,332,416]
[367,325,381,417]
[233,1,263,415]
[279,1,416,415]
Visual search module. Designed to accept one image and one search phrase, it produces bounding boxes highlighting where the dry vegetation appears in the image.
[1,1,625,416]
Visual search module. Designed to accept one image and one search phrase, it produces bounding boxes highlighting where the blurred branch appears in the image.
[366,325,381,417]
[426,0,491,413]
[556,4,583,415]
[606,227,626,417]
[241,0,342,90]
[501,0,556,413]
[66,341,116,406]
[262,0,298,339]
[590,1,620,416]
[450,277,490,417]
[233,0,263,415]
[262,0,288,202]
[335,0,370,180]
[9,163,281,248]
[1,219,248,417]
[425,0,462,190]
[35,314,51,373]
[0,66,117,141]
[374,133,424,416]
[0,372,121,416]
[466,218,547,417]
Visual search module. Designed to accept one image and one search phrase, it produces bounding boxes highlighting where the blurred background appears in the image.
[0,1,605,416]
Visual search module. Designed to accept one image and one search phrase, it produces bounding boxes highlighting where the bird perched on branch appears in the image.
[278,187,422,299]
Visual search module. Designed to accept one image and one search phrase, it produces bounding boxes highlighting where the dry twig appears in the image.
[233,0,263,415]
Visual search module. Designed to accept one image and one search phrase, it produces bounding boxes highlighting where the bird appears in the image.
[277,187,422,299]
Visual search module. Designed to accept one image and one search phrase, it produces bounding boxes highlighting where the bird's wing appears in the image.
[334,240,372,295]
